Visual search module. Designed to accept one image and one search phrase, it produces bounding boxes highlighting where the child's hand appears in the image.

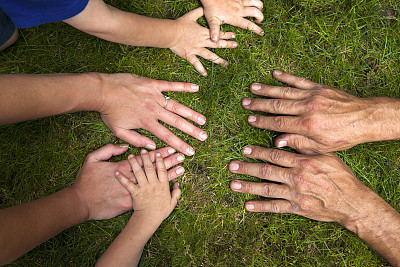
[170,7,238,76]
[200,0,264,42]
[115,150,181,224]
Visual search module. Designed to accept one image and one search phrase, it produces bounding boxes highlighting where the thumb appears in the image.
[182,7,204,21]
[116,129,157,150]
[87,144,129,162]
[275,134,321,154]
[208,18,221,42]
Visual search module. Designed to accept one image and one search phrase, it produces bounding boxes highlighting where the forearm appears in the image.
[0,187,88,265]
[64,0,178,48]
[0,73,102,125]
[344,196,400,266]
[96,214,161,267]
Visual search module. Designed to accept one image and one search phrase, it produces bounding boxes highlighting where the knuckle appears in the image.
[170,101,180,113]
[270,202,280,213]
[273,116,286,129]
[268,149,282,162]
[306,96,326,112]
[161,133,175,144]
[271,99,284,112]
[263,184,275,197]
[173,117,183,128]
[144,101,158,113]
[282,87,293,97]
[259,164,272,178]
[301,117,319,132]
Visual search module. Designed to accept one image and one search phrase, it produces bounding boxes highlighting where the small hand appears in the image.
[70,144,185,220]
[100,73,208,156]
[200,0,264,42]
[115,150,181,223]
[229,146,382,229]
[243,70,397,154]
[170,7,238,76]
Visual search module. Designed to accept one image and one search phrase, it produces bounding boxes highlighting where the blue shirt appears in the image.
[0,0,89,28]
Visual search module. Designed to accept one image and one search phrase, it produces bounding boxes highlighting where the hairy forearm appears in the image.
[64,0,178,48]
[0,188,88,265]
[0,73,102,125]
[345,196,400,266]
[96,214,161,267]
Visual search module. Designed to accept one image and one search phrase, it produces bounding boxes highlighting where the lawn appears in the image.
[1,0,399,266]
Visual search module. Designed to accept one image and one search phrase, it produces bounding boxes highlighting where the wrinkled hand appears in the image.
[115,150,181,223]
[170,7,238,76]
[243,70,400,154]
[70,144,185,220]
[228,146,382,229]
[200,0,264,42]
[99,73,207,156]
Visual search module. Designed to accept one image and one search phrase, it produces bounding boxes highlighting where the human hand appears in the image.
[228,146,386,229]
[99,73,207,156]
[115,150,181,224]
[200,0,264,42]
[70,144,185,221]
[243,70,400,154]
[170,7,238,76]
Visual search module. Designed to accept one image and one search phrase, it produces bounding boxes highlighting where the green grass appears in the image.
[1,0,399,266]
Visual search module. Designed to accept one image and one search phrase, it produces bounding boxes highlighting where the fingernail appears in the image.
[186,147,195,156]
[275,70,282,75]
[211,35,218,42]
[128,154,134,159]
[246,203,255,210]
[243,147,252,155]
[156,152,161,157]
[176,167,185,175]
[242,98,251,106]
[233,42,238,48]
[203,72,208,77]
[199,131,208,141]
[141,149,147,154]
[232,33,235,38]
[229,162,239,171]
[260,31,265,35]
[231,182,242,190]
[119,144,129,148]
[115,171,120,177]
[146,144,156,150]
[277,140,287,148]
[191,84,199,91]
[198,116,206,125]
[177,154,185,162]
[168,148,176,154]
[251,83,261,90]
[248,115,257,123]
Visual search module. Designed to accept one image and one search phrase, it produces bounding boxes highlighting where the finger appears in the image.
[187,55,208,76]
[86,144,129,163]
[249,83,309,99]
[211,39,238,49]
[243,0,264,10]
[273,70,320,90]
[236,17,264,35]
[155,152,168,183]
[184,7,204,21]
[146,122,195,156]
[244,200,294,213]
[219,32,235,40]
[230,180,291,199]
[198,48,229,67]
[243,7,264,23]
[128,154,148,185]
[115,171,139,195]
[275,134,323,154]
[229,161,291,184]
[156,80,199,93]
[242,98,306,115]
[170,182,182,207]
[207,18,222,42]
[140,150,158,183]
[116,129,157,150]
[167,166,185,181]
[164,153,185,170]
[159,107,208,142]
[164,98,207,126]
[241,146,300,167]
[134,146,177,167]
[247,115,306,134]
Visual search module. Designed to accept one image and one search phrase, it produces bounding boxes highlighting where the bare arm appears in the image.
[229,147,400,266]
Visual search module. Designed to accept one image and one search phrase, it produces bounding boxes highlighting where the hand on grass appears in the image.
[99,73,207,156]
[170,7,238,76]
[243,70,400,154]
[70,144,185,221]
[200,0,264,42]
[115,150,181,224]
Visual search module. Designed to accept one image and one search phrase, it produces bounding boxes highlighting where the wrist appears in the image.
[63,186,91,223]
